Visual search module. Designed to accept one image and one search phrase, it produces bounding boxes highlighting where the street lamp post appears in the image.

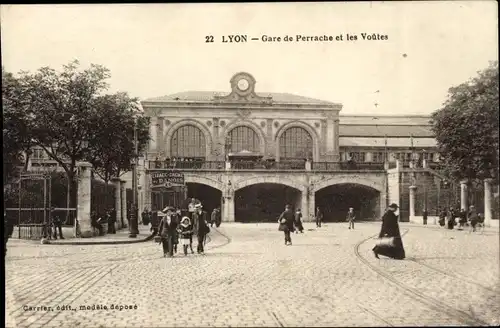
[129,118,139,238]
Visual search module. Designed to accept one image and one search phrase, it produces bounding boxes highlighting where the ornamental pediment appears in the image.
[213,72,273,104]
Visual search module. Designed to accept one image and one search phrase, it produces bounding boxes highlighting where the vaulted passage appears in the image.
[186,183,222,217]
[235,184,302,222]
[315,183,380,222]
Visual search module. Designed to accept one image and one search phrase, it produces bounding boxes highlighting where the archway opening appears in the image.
[315,183,380,222]
[235,183,302,223]
[186,183,222,217]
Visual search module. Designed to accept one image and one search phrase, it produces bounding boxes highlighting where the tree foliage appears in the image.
[86,92,150,183]
[2,67,33,184]
[4,61,151,210]
[431,61,499,186]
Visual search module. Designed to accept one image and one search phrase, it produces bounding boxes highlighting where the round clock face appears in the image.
[237,78,249,91]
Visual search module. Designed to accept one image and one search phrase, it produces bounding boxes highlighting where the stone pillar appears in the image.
[77,162,92,238]
[326,115,335,161]
[308,191,316,223]
[396,160,401,170]
[112,178,122,230]
[301,189,309,222]
[149,116,158,152]
[409,185,417,221]
[484,178,493,227]
[333,119,340,161]
[120,180,127,228]
[422,159,428,169]
[225,161,231,170]
[223,184,235,222]
[460,180,468,211]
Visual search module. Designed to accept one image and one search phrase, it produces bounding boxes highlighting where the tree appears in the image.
[431,61,499,191]
[2,67,32,185]
[15,60,111,214]
[86,92,150,194]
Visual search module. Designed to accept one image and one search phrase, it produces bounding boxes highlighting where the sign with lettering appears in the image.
[151,171,185,188]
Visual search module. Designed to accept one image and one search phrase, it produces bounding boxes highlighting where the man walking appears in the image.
[315,206,323,228]
[278,205,295,246]
[347,207,356,230]
[192,204,209,254]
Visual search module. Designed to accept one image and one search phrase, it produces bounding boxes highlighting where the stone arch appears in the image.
[164,119,213,159]
[313,174,385,194]
[233,175,307,194]
[184,174,225,192]
[274,121,320,162]
[221,120,267,155]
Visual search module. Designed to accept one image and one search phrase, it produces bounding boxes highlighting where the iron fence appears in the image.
[230,160,306,170]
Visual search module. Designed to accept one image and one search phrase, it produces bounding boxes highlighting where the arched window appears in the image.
[170,125,206,159]
[227,126,260,153]
[279,127,313,160]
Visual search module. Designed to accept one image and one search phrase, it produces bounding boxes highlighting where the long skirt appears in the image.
[373,237,405,260]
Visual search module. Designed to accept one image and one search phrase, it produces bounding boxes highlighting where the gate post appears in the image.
[77,162,93,238]
[120,180,127,228]
[112,178,122,230]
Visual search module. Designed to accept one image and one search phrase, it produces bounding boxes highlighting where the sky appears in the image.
[1,2,498,115]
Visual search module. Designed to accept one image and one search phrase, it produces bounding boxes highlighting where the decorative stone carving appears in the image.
[323,111,336,119]
[274,121,280,128]
[165,119,171,126]
[207,120,212,127]
[314,122,320,128]
[260,121,266,128]
[220,120,226,127]
[213,118,220,127]
[236,108,252,120]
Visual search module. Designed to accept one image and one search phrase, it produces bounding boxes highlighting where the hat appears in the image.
[195,204,203,209]
[388,203,399,209]
[162,206,175,213]
[181,216,191,225]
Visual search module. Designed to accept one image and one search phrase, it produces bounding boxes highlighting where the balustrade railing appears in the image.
[231,160,306,170]
[312,162,386,171]
[147,160,388,171]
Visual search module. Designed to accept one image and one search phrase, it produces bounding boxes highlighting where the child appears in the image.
[177,216,193,256]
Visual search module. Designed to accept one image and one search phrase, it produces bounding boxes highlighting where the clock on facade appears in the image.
[237,78,249,91]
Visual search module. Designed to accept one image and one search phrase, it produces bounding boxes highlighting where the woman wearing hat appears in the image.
[157,206,178,258]
[372,203,405,260]
[177,216,193,256]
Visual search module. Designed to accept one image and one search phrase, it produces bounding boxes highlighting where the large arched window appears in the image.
[170,125,206,159]
[279,127,313,160]
[228,126,260,153]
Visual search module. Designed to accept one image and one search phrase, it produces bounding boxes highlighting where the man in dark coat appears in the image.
[192,204,209,254]
[157,207,178,257]
[315,206,323,228]
[4,212,14,257]
[212,206,222,228]
[52,211,64,240]
[373,203,405,260]
[278,204,295,245]
[422,209,428,225]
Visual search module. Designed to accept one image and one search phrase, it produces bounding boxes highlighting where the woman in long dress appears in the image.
[372,203,405,260]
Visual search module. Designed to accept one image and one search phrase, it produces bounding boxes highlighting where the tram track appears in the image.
[354,229,490,327]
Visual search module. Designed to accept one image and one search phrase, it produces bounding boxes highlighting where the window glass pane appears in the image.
[279,127,313,160]
[228,126,260,153]
[170,125,206,159]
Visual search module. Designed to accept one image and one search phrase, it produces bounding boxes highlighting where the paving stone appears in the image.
[4,222,499,327]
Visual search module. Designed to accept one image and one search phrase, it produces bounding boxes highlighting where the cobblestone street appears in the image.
[5,222,500,327]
